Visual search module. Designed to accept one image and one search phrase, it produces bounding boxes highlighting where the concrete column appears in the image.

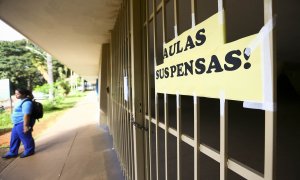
[99,44,110,126]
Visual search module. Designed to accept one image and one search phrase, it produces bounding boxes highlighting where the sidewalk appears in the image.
[0,92,124,180]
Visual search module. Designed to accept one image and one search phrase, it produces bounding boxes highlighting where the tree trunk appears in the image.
[46,53,54,100]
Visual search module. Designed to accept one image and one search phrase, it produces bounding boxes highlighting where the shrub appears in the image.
[55,80,71,96]
[34,84,50,94]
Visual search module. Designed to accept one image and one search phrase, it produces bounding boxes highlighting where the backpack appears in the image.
[21,99,44,126]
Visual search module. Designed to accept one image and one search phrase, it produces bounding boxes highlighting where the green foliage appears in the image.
[52,60,66,81]
[34,81,71,100]
[0,107,4,114]
[0,111,12,129]
[0,40,68,91]
[42,100,61,112]
[26,43,46,67]
[0,40,45,89]
[55,80,71,96]
[34,83,71,114]
[41,92,85,114]
[52,66,71,97]
[34,84,50,94]
[25,42,66,85]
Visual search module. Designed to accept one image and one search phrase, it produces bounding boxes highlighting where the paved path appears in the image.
[0,92,124,180]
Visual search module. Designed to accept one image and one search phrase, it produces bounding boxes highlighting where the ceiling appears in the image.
[0,0,122,82]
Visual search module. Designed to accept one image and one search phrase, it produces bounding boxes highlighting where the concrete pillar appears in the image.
[99,44,110,126]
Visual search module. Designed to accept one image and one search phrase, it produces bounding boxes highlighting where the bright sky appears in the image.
[0,19,26,41]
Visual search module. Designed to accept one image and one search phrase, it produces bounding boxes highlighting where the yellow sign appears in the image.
[155,11,263,102]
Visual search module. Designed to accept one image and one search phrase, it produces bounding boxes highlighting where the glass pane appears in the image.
[156,10,164,66]
[149,20,156,117]
[228,101,264,174]
[181,95,194,137]
[200,97,220,151]
[195,0,218,24]
[148,0,154,17]
[167,133,177,179]
[168,94,177,129]
[277,1,300,179]
[158,127,166,179]
[142,26,149,115]
[200,153,220,179]
[178,0,191,35]
[150,123,157,180]
[143,0,147,22]
[165,0,175,42]
[181,142,194,179]
[228,169,247,180]
[225,0,264,42]
[156,0,162,8]
[158,93,165,123]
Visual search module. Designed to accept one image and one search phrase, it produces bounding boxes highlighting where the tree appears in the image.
[25,42,66,82]
[0,40,45,89]
[0,40,67,91]
[25,43,55,99]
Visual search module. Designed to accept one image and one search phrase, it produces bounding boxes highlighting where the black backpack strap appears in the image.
[20,98,33,110]
[20,98,36,126]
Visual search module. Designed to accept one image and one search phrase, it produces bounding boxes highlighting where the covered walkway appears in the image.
[0,92,124,180]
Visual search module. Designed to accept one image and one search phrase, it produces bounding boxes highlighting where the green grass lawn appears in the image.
[0,92,87,130]
[0,112,11,129]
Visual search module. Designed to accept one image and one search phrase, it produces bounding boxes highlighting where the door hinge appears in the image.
[131,115,148,131]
